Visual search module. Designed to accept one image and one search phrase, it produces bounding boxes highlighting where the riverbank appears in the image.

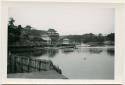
[8,70,68,79]
[8,54,66,79]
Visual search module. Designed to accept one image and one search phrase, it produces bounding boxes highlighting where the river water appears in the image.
[12,46,114,79]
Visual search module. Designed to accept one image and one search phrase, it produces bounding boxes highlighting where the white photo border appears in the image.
[1,1,125,84]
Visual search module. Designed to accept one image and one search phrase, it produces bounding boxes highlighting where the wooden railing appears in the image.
[8,54,62,74]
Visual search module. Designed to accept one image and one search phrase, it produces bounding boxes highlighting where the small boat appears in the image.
[63,48,74,52]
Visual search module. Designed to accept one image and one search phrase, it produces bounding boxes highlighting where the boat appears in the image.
[63,48,74,52]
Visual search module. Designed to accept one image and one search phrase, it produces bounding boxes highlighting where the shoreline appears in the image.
[7,70,68,79]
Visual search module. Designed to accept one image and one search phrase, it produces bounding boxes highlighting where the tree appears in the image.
[97,33,104,42]
[8,18,20,43]
[8,18,24,45]
[106,33,114,41]
[47,28,59,45]
[66,35,82,44]
[25,25,32,30]
[82,33,97,43]
[9,17,15,26]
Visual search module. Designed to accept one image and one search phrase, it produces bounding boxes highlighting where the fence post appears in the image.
[8,54,12,73]
[44,61,46,71]
[28,58,30,72]
[39,61,41,71]
[14,56,17,73]
[47,61,50,70]
[21,57,23,72]
[11,55,15,73]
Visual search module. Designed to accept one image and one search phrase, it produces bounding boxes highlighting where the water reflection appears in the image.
[11,48,59,58]
[33,49,47,57]
[11,49,47,57]
[83,57,87,61]
[47,48,59,57]
[107,48,114,56]
[89,48,103,54]
[11,47,114,57]
[61,48,74,54]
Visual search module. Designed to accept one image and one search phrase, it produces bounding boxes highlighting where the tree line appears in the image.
[8,18,114,46]
[8,18,47,46]
[65,33,114,44]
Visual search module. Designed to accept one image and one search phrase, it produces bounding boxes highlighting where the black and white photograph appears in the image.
[7,4,115,79]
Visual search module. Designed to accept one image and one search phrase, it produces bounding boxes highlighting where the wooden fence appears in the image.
[8,54,62,74]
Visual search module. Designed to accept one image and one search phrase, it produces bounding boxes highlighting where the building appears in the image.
[47,29,56,35]
[62,38,70,44]
[40,34,51,44]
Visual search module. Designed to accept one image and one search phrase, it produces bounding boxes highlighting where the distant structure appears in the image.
[40,28,59,45]
[62,38,70,44]
[40,34,51,44]
[47,29,57,35]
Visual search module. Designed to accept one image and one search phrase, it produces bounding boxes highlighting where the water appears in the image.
[12,46,114,79]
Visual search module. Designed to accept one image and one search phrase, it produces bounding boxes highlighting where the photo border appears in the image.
[1,0,125,84]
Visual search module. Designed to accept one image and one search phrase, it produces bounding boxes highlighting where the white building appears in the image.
[63,38,70,44]
[41,34,51,44]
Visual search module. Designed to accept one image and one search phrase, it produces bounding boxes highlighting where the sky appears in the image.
[8,4,115,35]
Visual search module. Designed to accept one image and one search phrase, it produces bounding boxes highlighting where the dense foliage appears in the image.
[8,18,47,46]
[64,33,114,44]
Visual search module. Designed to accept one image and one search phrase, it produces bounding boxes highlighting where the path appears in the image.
[7,70,68,79]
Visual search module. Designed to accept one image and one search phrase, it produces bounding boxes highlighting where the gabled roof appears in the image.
[48,29,56,32]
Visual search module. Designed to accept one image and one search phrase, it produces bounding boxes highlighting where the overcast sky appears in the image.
[8,4,115,35]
